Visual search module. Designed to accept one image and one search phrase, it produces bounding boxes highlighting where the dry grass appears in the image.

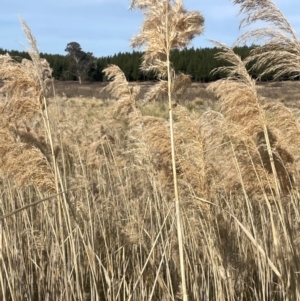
[1,1,300,301]
[2,75,300,301]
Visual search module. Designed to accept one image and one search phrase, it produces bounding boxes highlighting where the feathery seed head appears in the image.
[19,18,53,90]
[0,55,47,121]
[103,64,140,117]
[208,43,263,138]
[233,0,300,80]
[0,18,55,191]
[208,40,297,194]
[130,0,204,78]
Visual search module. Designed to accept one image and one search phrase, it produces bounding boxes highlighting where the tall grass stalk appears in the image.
[130,1,204,298]
[164,2,186,299]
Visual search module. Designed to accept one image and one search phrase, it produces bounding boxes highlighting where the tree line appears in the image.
[0,44,287,82]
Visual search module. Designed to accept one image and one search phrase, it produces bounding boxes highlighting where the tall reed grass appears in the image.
[0,1,300,300]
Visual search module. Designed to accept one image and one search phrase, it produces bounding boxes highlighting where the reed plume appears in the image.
[0,127,55,191]
[0,55,50,122]
[103,64,140,117]
[104,64,173,186]
[20,18,53,90]
[130,0,204,103]
[233,0,300,80]
[208,42,295,195]
[130,0,204,77]
[0,19,55,192]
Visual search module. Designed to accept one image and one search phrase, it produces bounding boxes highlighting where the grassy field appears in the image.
[53,79,300,118]
[1,76,300,301]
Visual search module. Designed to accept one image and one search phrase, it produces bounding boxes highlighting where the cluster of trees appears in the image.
[0,44,287,83]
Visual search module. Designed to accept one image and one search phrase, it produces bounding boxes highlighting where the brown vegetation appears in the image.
[1,1,300,301]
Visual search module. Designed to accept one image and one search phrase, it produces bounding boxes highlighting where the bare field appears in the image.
[52,79,300,114]
[53,79,300,99]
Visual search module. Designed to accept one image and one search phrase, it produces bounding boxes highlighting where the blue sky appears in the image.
[1,0,299,57]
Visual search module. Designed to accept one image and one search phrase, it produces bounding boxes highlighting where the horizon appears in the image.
[1,0,299,57]
[0,44,257,59]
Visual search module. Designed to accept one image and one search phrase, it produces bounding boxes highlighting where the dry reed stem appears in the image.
[130,3,205,299]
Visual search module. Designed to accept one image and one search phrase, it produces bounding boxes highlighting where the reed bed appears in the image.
[1,1,300,300]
